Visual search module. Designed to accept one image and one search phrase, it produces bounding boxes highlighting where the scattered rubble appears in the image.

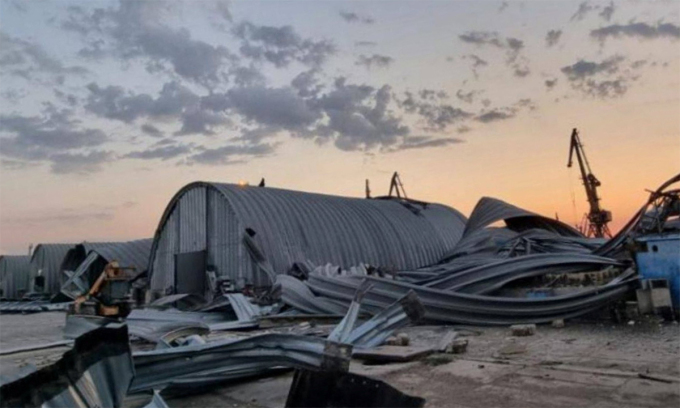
[510,324,536,337]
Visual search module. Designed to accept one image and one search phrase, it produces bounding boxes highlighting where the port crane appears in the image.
[567,128,612,238]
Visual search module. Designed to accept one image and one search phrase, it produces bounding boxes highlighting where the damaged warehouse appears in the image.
[58,239,153,300]
[27,243,74,298]
[147,182,467,298]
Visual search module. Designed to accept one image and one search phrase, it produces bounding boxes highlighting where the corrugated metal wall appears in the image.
[29,244,74,295]
[0,255,31,299]
[149,182,467,295]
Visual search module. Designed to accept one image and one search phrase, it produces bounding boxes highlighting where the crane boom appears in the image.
[567,128,612,238]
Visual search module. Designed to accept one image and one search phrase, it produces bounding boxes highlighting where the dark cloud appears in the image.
[591,22,680,42]
[474,99,535,123]
[85,81,229,136]
[388,136,463,152]
[233,21,336,68]
[0,108,110,173]
[141,123,164,137]
[400,91,472,131]
[227,85,320,130]
[355,41,377,47]
[459,31,526,76]
[545,78,558,90]
[455,89,481,104]
[0,32,88,83]
[512,62,531,78]
[124,143,192,161]
[475,109,515,123]
[185,142,276,165]
[291,69,322,97]
[545,30,562,47]
[560,56,643,98]
[462,54,489,78]
[498,2,509,13]
[50,150,113,174]
[570,2,595,22]
[457,125,472,134]
[339,11,375,24]
[61,2,234,85]
[561,55,624,80]
[356,54,393,69]
[599,2,615,22]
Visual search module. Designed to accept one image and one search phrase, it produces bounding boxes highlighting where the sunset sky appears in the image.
[0,0,678,254]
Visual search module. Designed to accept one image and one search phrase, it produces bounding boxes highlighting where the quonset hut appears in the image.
[28,243,75,297]
[0,255,31,300]
[148,182,467,298]
[59,239,153,299]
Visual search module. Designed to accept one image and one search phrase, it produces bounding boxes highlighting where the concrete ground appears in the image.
[1,312,678,408]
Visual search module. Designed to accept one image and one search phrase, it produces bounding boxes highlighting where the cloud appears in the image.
[233,21,336,68]
[50,150,113,174]
[355,41,377,47]
[391,136,464,151]
[498,2,508,13]
[455,89,481,104]
[124,143,192,161]
[512,62,531,78]
[227,85,320,130]
[570,2,595,22]
[0,32,88,83]
[545,78,558,90]
[459,31,524,62]
[560,55,643,98]
[185,142,276,165]
[462,54,489,78]
[85,81,229,135]
[591,22,680,42]
[545,30,562,47]
[61,2,234,85]
[339,11,375,24]
[141,123,164,137]
[561,55,624,80]
[356,54,393,69]
[474,99,535,123]
[400,91,472,131]
[599,2,615,22]
[0,108,112,174]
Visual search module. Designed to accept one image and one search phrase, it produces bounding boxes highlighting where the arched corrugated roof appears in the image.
[29,243,75,295]
[149,182,467,288]
[0,255,31,299]
[92,238,153,273]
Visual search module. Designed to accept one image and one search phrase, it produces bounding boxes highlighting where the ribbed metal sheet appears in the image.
[463,197,582,238]
[29,243,75,295]
[149,182,467,294]
[0,255,31,300]
[91,238,153,273]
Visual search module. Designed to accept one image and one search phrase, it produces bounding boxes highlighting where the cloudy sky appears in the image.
[0,0,678,254]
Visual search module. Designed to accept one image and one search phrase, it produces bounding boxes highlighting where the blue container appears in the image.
[634,233,680,309]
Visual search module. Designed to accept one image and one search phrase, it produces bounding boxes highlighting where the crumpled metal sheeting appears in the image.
[129,334,352,393]
[225,293,262,322]
[596,173,680,257]
[423,253,624,292]
[276,275,350,315]
[311,263,369,278]
[462,197,582,239]
[143,391,170,408]
[0,300,71,313]
[442,227,519,260]
[345,290,425,349]
[127,308,248,333]
[328,282,372,343]
[0,324,133,408]
[306,274,633,325]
